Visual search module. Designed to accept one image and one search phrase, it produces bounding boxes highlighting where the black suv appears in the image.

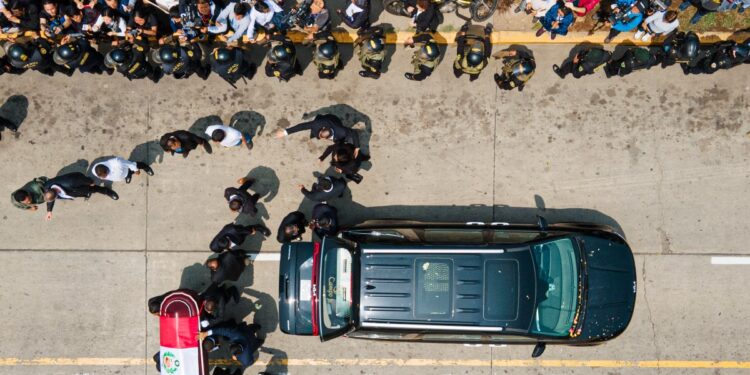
[278,217,636,357]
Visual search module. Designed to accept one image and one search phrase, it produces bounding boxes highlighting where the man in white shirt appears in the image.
[205,123,253,150]
[245,0,283,42]
[634,10,679,41]
[208,2,251,45]
[92,156,154,184]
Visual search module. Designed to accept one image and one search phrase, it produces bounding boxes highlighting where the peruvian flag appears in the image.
[159,291,208,375]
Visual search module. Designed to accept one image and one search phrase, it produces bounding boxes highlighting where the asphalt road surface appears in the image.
[0,42,749,375]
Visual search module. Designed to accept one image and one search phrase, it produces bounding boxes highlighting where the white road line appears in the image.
[248,253,281,262]
[710,257,750,265]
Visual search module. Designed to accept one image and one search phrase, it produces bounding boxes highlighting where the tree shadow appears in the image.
[129,141,165,166]
[179,262,212,292]
[302,104,373,154]
[259,347,289,375]
[0,95,29,131]
[229,110,266,138]
[56,159,90,177]
[188,115,224,137]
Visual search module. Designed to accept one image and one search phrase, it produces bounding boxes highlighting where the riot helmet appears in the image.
[108,47,130,65]
[419,41,440,61]
[6,43,27,63]
[53,43,80,65]
[732,43,749,60]
[679,32,699,60]
[365,37,384,53]
[159,46,179,64]
[270,44,293,62]
[511,59,535,77]
[214,47,232,63]
[316,40,338,60]
[466,42,484,67]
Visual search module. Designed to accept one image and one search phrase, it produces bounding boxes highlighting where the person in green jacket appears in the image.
[11,176,49,211]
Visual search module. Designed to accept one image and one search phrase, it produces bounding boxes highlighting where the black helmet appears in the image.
[53,43,80,65]
[365,37,384,53]
[159,46,179,64]
[466,44,484,67]
[680,32,699,60]
[733,43,749,60]
[420,41,439,61]
[6,44,27,62]
[270,44,293,62]
[511,59,535,77]
[108,48,130,64]
[317,40,337,60]
[214,47,232,63]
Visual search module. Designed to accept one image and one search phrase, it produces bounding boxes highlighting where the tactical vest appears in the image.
[411,41,439,72]
[357,41,384,72]
[500,59,534,87]
[314,52,339,75]
[454,27,486,75]
[577,48,609,74]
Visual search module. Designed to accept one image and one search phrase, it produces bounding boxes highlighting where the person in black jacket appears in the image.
[206,249,247,284]
[159,130,212,158]
[553,46,612,79]
[277,211,307,243]
[309,203,339,239]
[409,0,441,33]
[210,222,271,253]
[0,1,40,35]
[319,142,370,184]
[200,283,240,329]
[224,177,260,216]
[336,0,370,30]
[275,113,360,149]
[43,172,119,221]
[298,175,347,202]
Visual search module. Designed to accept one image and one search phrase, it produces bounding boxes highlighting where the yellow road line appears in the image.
[2,358,750,368]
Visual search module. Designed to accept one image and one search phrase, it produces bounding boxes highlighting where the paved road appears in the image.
[0,44,749,374]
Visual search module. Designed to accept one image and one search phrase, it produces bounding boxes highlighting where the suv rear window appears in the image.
[484,260,519,320]
[415,259,453,318]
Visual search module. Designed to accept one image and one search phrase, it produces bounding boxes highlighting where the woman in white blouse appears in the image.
[91,8,127,45]
[245,0,284,43]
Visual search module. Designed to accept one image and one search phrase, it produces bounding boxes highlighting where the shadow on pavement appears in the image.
[0,95,29,131]
[129,140,165,166]
[55,159,90,177]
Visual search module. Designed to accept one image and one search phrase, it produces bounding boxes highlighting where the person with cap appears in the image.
[199,283,240,329]
[312,31,340,79]
[298,175,347,202]
[11,176,49,211]
[224,177,260,216]
[4,38,74,76]
[404,32,440,81]
[43,172,119,221]
[336,0,370,30]
[536,0,574,40]
[159,129,213,158]
[151,43,209,80]
[354,25,385,79]
[104,41,162,82]
[553,46,611,79]
[453,22,493,81]
[319,141,369,184]
[264,31,301,82]
[210,222,271,253]
[244,0,285,44]
[205,121,254,151]
[52,35,110,75]
[205,249,248,284]
[604,45,660,77]
[277,211,307,243]
[309,203,339,239]
[91,156,154,184]
[208,1,251,45]
[492,48,535,91]
[208,46,256,87]
[199,321,263,369]
[275,113,361,152]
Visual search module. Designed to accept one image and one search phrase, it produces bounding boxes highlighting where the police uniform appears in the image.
[355,26,385,79]
[105,43,160,82]
[153,44,208,79]
[264,33,300,82]
[406,32,440,81]
[492,49,535,91]
[210,47,255,85]
[699,41,750,74]
[312,33,340,79]
[553,47,611,79]
[659,31,700,69]
[52,37,109,75]
[453,24,492,81]
[604,46,659,78]
[5,39,73,76]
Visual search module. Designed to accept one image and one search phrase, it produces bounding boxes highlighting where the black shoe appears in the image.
[108,190,119,200]
[203,141,213,154]
[259,226,272,237]
[404,72,415,80]
[125,174,132,184]
[143,165,154,176]
[552,64,564,78]
[493,73,501,83]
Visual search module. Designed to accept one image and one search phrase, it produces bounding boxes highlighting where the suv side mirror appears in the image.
[531,343,546,358]
[537,215,548,232]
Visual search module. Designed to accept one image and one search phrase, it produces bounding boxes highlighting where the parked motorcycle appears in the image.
[382,0,498,23]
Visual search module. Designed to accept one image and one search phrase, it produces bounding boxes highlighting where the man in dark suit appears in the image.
[199,321,263,369]
[224,177,260,216]
[409,0,441,33]
[298,175,347,202]
[274,113,361,150]
[200,283,240,329]
[310,203,339,239]
[206,249,247,284]
[43,172,118,221]
[209,222,271,253]
[159,130,212,158]
[277,211,308,243]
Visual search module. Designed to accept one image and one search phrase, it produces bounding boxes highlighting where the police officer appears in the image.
[151,44,209,80]
[404,32,440,81]
[492,48,535,91]
[354,25,385,79]
[553,46,612,79]
[52,36,111,75]
[604,46,660,78]
[659,31,700,70]
[699,40,750,74]
[105,42,162,82]
[208,46,255,86]
[4,39,74,77]
[453,22,493,81]
[312,32,340,79]
[265,32,301,82]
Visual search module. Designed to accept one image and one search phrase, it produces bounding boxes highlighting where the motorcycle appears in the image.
[382,0,498,23]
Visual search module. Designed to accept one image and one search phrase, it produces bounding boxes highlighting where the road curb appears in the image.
[286,30,750,45]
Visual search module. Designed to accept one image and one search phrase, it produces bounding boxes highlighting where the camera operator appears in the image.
[303,0,330,43]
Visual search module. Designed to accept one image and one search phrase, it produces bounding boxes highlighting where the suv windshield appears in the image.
[320,247,354,336]
[530,237,579,337]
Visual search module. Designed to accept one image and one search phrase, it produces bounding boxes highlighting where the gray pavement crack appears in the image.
[654,140,672,255]
[641,256,661,369]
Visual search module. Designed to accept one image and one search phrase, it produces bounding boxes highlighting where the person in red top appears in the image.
[565,0,601,16]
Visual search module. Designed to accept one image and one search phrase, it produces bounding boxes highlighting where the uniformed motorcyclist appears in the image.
[52,36,111,75]
[4,39,74,76]
[603,46,660,78]
[151,44,209,80]
[354,25,385,79]
[404,32,440,81]
[265,32,301,82]
[553,46,612,79]
[699,39,750,74]
[104,42,162,82]
[492,48,535,91]
[209,46,256,86]
[312,32,340,79]
[453,22,493,81]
